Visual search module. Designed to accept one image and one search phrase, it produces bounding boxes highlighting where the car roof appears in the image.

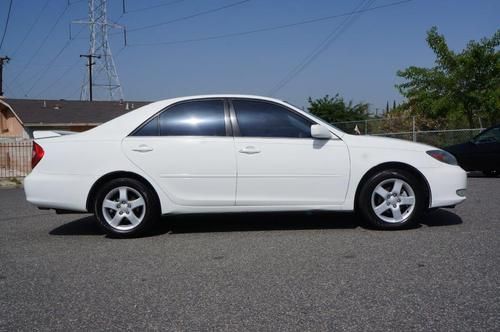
[155,94,290,104]
[73,94,345,140]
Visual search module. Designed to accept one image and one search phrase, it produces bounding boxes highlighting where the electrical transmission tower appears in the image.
[73,0,125,101]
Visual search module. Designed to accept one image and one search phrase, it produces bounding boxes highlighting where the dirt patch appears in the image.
[0,177,23,188]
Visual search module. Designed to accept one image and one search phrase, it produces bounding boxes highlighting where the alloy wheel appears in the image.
[370,178,416,223]
[102,186,146,231]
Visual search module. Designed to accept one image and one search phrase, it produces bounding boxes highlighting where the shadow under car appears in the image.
[49,208,462,237]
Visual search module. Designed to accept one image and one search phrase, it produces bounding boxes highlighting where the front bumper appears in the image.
[420,165,467,208]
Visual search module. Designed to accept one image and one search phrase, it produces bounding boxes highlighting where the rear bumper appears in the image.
[24,172,94,212]
[421,165,467,208]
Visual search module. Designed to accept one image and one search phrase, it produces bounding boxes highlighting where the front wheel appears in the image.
[358,169,426,229]
[94,178,160,237]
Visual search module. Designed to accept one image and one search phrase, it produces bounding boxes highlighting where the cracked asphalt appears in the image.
[0,176,499,331]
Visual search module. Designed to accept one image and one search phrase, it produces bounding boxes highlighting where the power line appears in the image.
[114,45,126,58]
[268,0,372,96]
[127,0,413,47]
[9,4,70,87]
[23,40,74,96]
[128,0,251,33]
[24,42,75,97]
[24,26,86,97]
[267,0,381,96]
[124,0,186,14]
[10,0,51,57]
[35,57,82,97]
[68,76,87,99]
[115,0,187,28]
[0,0,13,51]
[6,61,81,69]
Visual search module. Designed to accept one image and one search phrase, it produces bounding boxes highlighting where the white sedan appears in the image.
[24,95,467,236]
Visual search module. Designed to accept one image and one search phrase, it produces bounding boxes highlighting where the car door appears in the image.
[122,99,237,206]
[230,99,350,206]
[470,126,500,170]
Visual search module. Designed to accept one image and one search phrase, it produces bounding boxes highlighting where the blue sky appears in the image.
[0,0,498,110]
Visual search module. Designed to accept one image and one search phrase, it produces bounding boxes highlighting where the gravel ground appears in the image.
[0,176,499,331]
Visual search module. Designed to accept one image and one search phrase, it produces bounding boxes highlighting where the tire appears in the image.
[94,178,160,237]
[358,169,426,230]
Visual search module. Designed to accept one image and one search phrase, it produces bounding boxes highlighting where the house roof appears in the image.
[2,99,151,126]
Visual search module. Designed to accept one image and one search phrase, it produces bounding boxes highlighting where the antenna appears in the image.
[73,0,126,101]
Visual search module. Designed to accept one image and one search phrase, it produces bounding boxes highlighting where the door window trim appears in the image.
[228,98,319,139]
[129,98,231,137]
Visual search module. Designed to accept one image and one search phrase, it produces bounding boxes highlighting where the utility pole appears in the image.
[80,54,101,101]
[0,56,10,97]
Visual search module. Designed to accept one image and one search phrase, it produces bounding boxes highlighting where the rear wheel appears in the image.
[358,169,426,229]
[94,178,160,237]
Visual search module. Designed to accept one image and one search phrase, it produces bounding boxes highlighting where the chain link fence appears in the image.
[332,116,486,147]
[0,140,32,178]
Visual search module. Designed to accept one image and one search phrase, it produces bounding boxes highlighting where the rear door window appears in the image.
[159,100,226,136]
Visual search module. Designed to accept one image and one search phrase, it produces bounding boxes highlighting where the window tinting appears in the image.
[160,100,226,136]
[134,116,159,136]
[476,127,500,143]
[233,100,312,138]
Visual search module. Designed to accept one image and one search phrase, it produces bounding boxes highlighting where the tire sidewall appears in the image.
[94,178,159,237]
[359,169,426,229]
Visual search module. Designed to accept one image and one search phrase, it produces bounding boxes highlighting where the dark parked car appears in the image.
[444,124,500,176]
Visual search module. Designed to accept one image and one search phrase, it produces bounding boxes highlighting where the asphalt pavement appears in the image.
[1,176,499,331]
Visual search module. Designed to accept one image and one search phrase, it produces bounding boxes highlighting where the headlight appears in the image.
[426,150,458,165]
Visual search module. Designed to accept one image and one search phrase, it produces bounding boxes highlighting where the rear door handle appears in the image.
[239,146,261,154]
[132,145,154,152]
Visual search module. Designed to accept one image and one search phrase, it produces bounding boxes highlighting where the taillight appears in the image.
[32,142,45,169]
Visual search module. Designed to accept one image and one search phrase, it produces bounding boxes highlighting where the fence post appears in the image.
[412,116,416,142]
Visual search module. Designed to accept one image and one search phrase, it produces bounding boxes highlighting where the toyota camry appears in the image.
[24,95,467,236]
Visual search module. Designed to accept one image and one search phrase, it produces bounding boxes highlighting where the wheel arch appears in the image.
[86,171,161,213]
[354,162,432,210]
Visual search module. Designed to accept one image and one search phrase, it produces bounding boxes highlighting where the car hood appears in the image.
[342,134,436,152]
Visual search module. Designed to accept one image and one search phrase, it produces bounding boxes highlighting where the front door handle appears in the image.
[239,146,261,154]
[132,145,154,152]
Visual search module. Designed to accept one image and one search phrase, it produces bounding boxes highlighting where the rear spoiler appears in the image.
[33,130,77,139]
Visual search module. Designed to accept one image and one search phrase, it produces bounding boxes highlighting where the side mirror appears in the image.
[311,124,332,139]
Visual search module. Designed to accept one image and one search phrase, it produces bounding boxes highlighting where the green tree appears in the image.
[396,27,500,128]
[307,94,368,124]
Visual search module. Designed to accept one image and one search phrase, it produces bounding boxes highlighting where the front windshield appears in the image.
[474,126,500,143]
